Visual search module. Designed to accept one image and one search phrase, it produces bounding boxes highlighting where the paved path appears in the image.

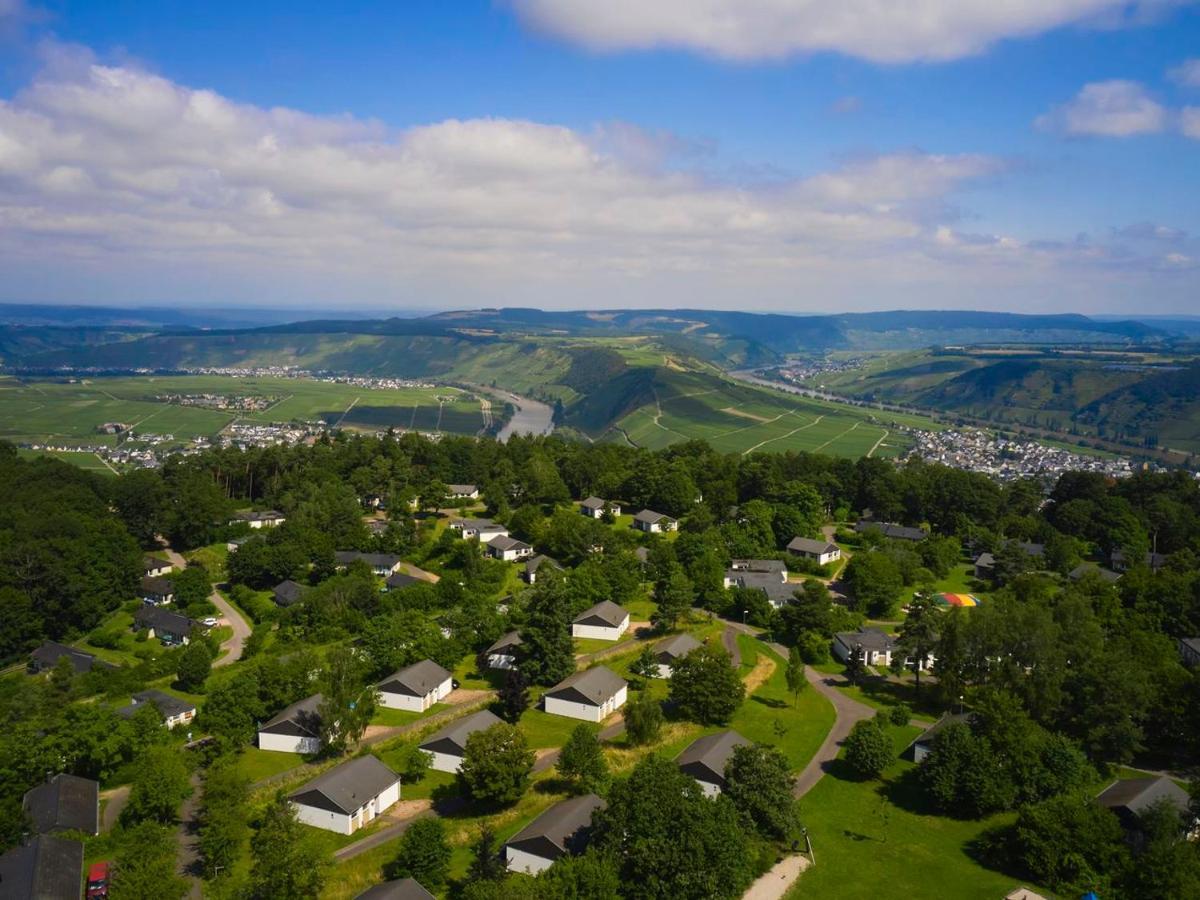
[99,785,129,833]
[175,771,203,898]
[163,546,251,667]
[574,622,651,666]
[723,620,874,799]
[722,624,742,667]
[743,854,812,900]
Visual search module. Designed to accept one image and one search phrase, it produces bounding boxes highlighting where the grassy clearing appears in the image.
[234,747,307,784]
[788,726,1041,900]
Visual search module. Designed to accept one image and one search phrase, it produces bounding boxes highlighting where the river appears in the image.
[495,391,555,442]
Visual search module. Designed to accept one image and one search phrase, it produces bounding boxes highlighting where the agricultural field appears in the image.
[0,374,489,448]
[611,368,928,458]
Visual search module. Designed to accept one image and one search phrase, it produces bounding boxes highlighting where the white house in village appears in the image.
[486,535,534,562]
[676,730,751,798]
[786,537,842,566]
[233,510,286,529]
[579,497,620,519]
[631,509,677,533]
[543,666,627,723]
[485,631,522,670]
[288,755,400,835]
[504,793,605,875]
[258,694,324,755]
[377,660,453,713]
[446,484,480,500]
[417,709,504,773]
[449,518,509,543]
[651,633,702,678]
[571,601,630,642]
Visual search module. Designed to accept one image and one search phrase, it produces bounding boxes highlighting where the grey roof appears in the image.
[289,755,399,816]
[1068,564,1121,583]
[729,572,796,605]
[489,535,531,553]
[23,774,99,835]
[447,484,477,494]
[786,537,838,555]
[379,660,452,698]
[505,793,604,862]
[525,554,561,575]
[237,509,284,522]
[118,689,196,722]
[580,496,605,509]
[1111,549,1170,570]
[1014,541,1045,557]
[1096,776,1191,826]
[855,521,927,541]
[143,555,171,572]
[0,835,84,900]
[633,509,673,524]
[133,606,194,636]
[676,730,751,788]
[140,575,175,596]
[974,553,995,568]
[335,551,402,569]
[1182,637,1200,656]
[274,579,306,606]
[835,628,895,654]
[418,709,504,756]
[911,712,973,749]
[572,600,629,628]
[729,559,786,575]
[487,631,523,655]
[654,633,702,663]
[355,879,437,900]
[29,642,112,674]
[544,666,627,707]
[261,693,324,737]
[451,518,502,531]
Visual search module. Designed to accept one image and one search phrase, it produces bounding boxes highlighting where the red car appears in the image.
[86,861,110,899]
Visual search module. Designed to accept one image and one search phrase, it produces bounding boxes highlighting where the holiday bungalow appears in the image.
[786,537,841,566]
[140,575,175,606]
[487,535,534,562]
[446,484,480,500]
[133,607,194,645]
[334,551,404,576]
[485,631,522,670]
[143,555,172,578]
[28,642,113,676]
[579,497,620,519]
[855,521,927,542]
[0,834,84,900]
[233,509,287,529]
[22,773,99,836]
[652,633,702,678]
[258,694,324,754]
[571,601,630,642]
[377,660,453,713]
[273,579,306,608]
[543,666,627,723]
[355,879,436,900]
[676,730,751,797]
[504,793,605,875]
[289,755,400,835]
[449,518,509,543]
[632,510,677,533]
[417,709,504,773]
[523,554,562,585]
[117,689,197,729]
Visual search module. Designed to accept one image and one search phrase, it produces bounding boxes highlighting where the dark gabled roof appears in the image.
[1014,541,1045,557]
[260,694,324,737]
[676,730,751,787]
[488,535,531,553]
[385,572,422,590]
[572,600,629,628]
[23,774,98,835]
[355,878,437,900]
[133,606,194,636]
[505,793,604,861]
[118,689,196,722]
[974,553,995,567]
[1182,637,1200,656]
[487,631,523,655]
[654,633,702,663]
[1068,564,1121,583]
[335,551,402,569]
[274,579,306,606]
[1096,776,1191,823]
[855,521,927,541]
[236,509,284,522]
[909,712,973,752]
[545,666,627,707]
[418,709,504,756]
[580,496,608,510]
[0,835,84,900]
[786,537,838,555]
[143,555,170,572]
[451,517,501,531]
[379,660,452,698]
[834,628,895,654]
[633,509,673,524]
[29,642,111,674]
[729,559,786,575]
[288,755,398,816]
[525,554,561,575]
[140,575,174,595]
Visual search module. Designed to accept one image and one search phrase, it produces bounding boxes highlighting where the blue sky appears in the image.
[1,0,1198,314]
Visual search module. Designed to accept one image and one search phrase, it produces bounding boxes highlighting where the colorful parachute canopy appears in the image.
[938,593,981,608]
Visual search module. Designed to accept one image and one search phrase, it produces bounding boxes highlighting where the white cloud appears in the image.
[0,56,1194,311]
[1181,106,1200,139]
[1168,58,1200,87]
[1036,80,1167,136]
[507,0,1188,64]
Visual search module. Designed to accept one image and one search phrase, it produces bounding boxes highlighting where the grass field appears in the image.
[0,374,489,449]
[788,726,1040,900]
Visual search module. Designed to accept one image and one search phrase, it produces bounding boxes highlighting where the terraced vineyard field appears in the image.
[0,375,489,448]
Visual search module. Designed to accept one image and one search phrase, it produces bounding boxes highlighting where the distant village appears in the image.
[905,427,1140,482]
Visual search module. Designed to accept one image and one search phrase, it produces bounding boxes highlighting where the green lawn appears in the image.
[518,706,596,749]
[234,747,306,784]
[370,704,447,728]
[730,641,836,770]
[789,726,1040,900]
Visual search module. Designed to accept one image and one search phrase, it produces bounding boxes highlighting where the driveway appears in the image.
[163,546,252,667]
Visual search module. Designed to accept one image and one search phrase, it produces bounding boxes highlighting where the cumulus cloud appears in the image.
[1181,107,1200,139]
[0,55,1194,310]
[1168,58,1200,87]
[507,0,1187,64]
[1036,80,1167,136]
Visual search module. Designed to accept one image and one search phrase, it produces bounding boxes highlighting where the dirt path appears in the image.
[743,854,812,899]
[99,785,129,832]
[866,428,889,458]
[741,652,776,694]
[574,623,650,666]
[175,772,203,898]
[722,624,742,667]
[163,547,251,668]
[741,414,824,456]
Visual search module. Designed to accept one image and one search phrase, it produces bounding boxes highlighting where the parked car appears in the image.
[202,617,219,628]
[87,861,111,899]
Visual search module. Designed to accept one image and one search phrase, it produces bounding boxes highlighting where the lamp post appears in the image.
[802,826,813,864]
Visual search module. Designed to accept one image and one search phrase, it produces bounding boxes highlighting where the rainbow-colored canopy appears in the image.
[938,593,982,608]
